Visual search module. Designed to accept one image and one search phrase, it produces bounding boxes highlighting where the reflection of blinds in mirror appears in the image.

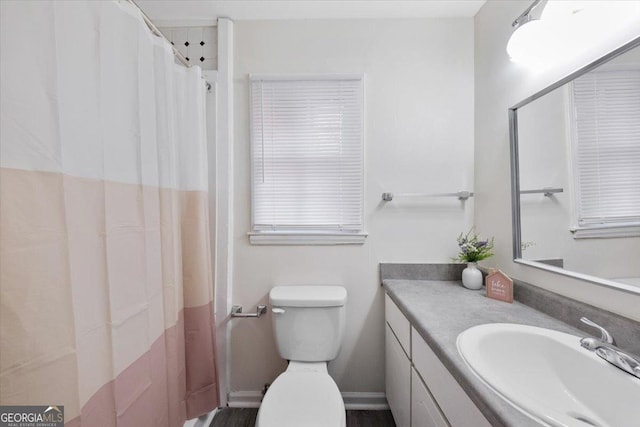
[571,68,640,227]
[250,76,364,232]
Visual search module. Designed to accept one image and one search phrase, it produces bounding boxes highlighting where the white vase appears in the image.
[462,262,483,290]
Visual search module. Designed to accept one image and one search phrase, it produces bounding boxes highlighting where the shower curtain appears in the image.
[0,1,219,425]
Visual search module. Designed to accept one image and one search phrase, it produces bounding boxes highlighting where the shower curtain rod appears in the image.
[126,0,191,68]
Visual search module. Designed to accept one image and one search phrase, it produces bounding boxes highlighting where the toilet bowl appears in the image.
[255,285,347,427]
[256,362,346,427]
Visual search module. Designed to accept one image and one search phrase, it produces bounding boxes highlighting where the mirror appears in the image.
[510,36,640,295]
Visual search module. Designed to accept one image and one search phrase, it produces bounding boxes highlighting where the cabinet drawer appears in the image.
[411,367,449,427]
[385,293,411,356]
[386,323,411,427]
[412,329,491,427]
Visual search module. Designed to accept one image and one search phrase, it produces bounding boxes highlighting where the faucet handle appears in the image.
[580,317,616,345]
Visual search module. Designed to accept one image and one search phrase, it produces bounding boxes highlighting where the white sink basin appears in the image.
[457,323,640,427]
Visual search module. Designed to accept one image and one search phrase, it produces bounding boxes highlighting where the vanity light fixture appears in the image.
[507,1,640,67]
[506,0,549,66]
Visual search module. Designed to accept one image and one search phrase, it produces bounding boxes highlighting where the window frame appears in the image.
[248,74,367,245]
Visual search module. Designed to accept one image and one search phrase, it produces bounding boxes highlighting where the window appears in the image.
[569,66,640,238]
[249,75,365,245]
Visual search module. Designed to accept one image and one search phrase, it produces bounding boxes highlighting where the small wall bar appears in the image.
[382,191,474,202]
[520,187,563,197]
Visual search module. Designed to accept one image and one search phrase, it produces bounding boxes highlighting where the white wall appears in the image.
[158,25,218,69]
[231,19,474,395]
[474,0,640,320]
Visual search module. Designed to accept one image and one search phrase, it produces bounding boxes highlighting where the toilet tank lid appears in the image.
[270,286,347,307]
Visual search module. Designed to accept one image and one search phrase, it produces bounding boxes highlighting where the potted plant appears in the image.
[454,229,494,290]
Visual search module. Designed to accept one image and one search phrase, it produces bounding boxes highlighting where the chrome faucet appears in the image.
[579,317,640,380]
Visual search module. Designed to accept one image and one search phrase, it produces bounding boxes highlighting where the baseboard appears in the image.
[183,407,218,427]
[227,391,262,408]
[342,392,389,410]
[227,391,389,410]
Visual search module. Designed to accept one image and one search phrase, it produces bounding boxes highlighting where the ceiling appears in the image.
[136,0,487,23]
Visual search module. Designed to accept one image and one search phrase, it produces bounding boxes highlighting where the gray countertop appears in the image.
[383,279,587,427]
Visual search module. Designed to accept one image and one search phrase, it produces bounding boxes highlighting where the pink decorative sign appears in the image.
[486,270,513,303]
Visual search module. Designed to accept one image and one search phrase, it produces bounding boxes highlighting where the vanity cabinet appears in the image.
[386,324,410,427]
[385,294,491,427]
[385,294,411,427]
[411,367,448,427]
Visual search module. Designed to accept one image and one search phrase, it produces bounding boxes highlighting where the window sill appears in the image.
[248,232,368,246]
[570,224,640,239]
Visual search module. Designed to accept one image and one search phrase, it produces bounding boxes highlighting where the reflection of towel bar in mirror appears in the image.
[382,191,474,202]
[520,187,563,197]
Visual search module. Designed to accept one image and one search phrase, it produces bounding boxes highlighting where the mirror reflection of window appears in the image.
[569,65,640,237]
[511,38,640,292]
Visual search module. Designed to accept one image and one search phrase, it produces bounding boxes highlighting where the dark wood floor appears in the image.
[346,410,396,427]
[210,408,257,427]
[210,407,396,427]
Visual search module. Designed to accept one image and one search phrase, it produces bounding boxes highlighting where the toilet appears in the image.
[256,285,348,427]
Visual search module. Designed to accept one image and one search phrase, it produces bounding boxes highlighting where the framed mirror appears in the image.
[510,36,640,295]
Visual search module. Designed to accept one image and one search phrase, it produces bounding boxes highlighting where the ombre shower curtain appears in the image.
[0,1,219,425]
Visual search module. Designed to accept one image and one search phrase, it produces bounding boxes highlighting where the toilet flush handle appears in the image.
[272,307,285,315]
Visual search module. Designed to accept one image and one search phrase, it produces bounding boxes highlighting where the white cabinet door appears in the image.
[411,367,449,427]
[386,323,410,427]
[385,294,411,356]
[412,329,491,427]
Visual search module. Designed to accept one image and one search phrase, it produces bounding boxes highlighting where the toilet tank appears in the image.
[269,285,347,362]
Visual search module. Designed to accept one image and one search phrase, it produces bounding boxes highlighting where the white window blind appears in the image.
[570,67,640,229]
[250,76,364,237]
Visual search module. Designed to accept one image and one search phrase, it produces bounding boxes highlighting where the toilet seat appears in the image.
[256,364,346,427]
